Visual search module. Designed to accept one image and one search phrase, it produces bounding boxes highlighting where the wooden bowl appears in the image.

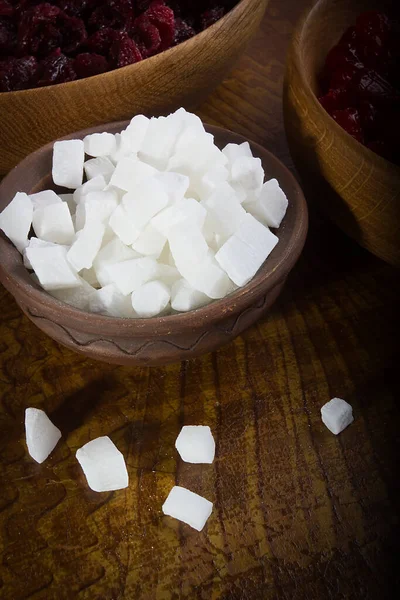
[0,122,308,366]
[283,0,400,267]
[0,0,268,177]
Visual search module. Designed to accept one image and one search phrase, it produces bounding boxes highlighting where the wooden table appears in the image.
[0,2,398,598]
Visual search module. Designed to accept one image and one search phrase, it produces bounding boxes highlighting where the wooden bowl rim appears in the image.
[0,0,254,100]
[289,0,400,175]
[0,122,308,336]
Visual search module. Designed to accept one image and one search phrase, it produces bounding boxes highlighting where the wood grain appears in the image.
[0,1,399,598]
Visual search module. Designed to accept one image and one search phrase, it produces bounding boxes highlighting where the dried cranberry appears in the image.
[134,14,161,56]
[89,0,135,32]
[331,107,364,143]
[86,28,118,56]
[200,7,224,30]
[37,47,76,85]
[0,54,37,90]
[318,87,351,114]
[0,18,16,54]
[74,52,108,78]
[141,2,174,51]
[110,31,142,67]
[329,60,360,90]
[55,0,96,18]
[58,14,87,54]
[173,17,195,45]
[17,3,62,56]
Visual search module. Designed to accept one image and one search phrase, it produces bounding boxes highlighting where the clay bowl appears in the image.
[0,122,308,366]
[283,0,400,267]
[0,0,269,177]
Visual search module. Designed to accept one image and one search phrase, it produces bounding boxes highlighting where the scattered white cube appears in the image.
[122,178,169,230]
[89,284,135,318]
[25,407,62,464]
[67,221,105,272]
[32,202,75,244]
[26,245,80,290]
[231,156,264,196]
[215,214,278,287]
[162,486,213,532]
[0,192,33,252]
[131,280,170,318]
[175,425,215,464]
[246,178,288,228]
[50,277,96,311]
[30,190,62,210]
[132,224,166,258]
[52,139,84,189]
[73,174,107,204]
[321,398,354,435]
[171,279,209,312]
[109,156,156,192]
[84,156,115,181]
[76,436,129,492]
[83,132,117,157]
[105,257,158,295]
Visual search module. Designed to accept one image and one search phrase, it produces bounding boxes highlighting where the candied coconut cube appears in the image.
[0,192,33,252]
[231,156,264,195]
[171,279,209,312]
[175,425,215,463]
[321,398,354,435]
[26,245,80,290]
[222,141,253,164]
[25,407,61,464]
[23,237,57,270]
[109,204,141,246]
[50,277,96,311]
[123,114,150,153]
[67,221,105,272]
[30,190,62,210]
[162,486,213,532]
[83,132,117,157]
[131,280,170,318]
[73,174,107,204]
[32,202,75,245]
[132,224,167,258]
[52,139,84,189]
[246,178,288,229]
[89,284,135,318]
[109,156,157,193]
[122,178,169,230]
[84,156,115,181]
[76,436,129,492]
[105,257,158,295]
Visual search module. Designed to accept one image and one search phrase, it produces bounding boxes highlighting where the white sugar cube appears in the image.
[203,182,246,241]
[93,237,139,287]
[215,214,278,287]
[52,139,84,189]
[105,257,158,295]
[25,407,61,464]
[175,425,215,463]
[231,156,264,195]
[76,190,119,230]
[67,221,105,272]
[73,174,107,204]
[246,179,288,229]
[26,245,80,290]
[30,190,62,210]
[122,178,169,230]
[222,141,253,164]
[84,156,115,181]
[109,204,141,245]
[171,279,209,312]
[23,237,57,269]
[132,224,166,258]
[76,436,129,492]
[83,132,117,157]
[50,277,96,311]
[0,192,33,252]
[162,486,213,532]
[32,202,75,244]
[152,197,206,235]
[109,156,157,192]
[156,171,190,205]
[123,114,150,153]
[139,115,181,170]
[89,284,135,318]
[132,280,170,318]
[321,398,354,435]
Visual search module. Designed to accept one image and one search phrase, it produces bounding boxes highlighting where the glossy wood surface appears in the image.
[0,1,398,598]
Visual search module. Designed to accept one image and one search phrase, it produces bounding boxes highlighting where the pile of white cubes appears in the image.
[0,108,288,319]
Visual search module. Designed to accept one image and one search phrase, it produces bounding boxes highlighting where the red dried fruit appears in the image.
[318,87,351,114]
[58,14,87,54]
[37,47,76,86]
[142,2,174,51]
[110,31,142,67]
[0,18,16,54]
[134,14,161,56]
[55,1,96,18]
[74,52,109,78]
[331,107,364,143]
[87,28,118,56]
[0,54,37,91]
[201,7,224,30]
[173,17,195,46]
[0,1,13,18]
[329,60,360,90]
[89,0,135,32]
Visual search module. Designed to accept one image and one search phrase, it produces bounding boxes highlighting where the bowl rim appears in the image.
[289,0,400,174]
[0,121,308,336]
[0,0,254,99]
